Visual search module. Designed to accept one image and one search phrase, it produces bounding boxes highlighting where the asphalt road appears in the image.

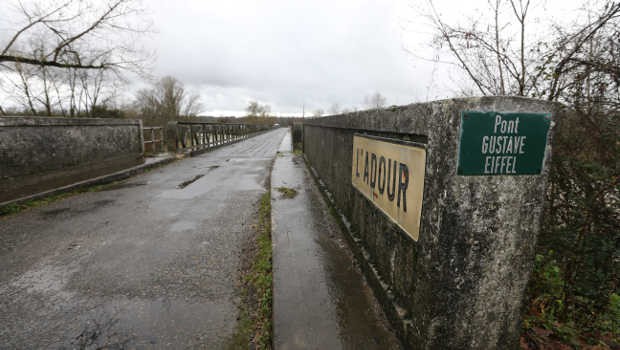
[0,128,287,349]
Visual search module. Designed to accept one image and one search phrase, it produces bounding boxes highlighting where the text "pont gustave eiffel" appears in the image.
[481,115,527,174]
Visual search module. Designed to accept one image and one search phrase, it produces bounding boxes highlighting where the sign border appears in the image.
[352,133,427,241]
[456,110,552,176]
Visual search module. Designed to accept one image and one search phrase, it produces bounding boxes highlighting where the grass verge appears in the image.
[228,191,273,349]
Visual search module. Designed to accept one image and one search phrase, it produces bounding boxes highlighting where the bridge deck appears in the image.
[0,128,286,349]
[0,127,400,349]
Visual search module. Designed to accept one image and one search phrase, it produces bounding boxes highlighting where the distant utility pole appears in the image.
[302,104,305,119]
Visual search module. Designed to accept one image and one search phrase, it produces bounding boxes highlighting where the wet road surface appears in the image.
[0,128,287,349]
[271,133,402,349]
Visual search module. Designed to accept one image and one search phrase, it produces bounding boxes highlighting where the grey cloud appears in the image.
[143,0,423,115]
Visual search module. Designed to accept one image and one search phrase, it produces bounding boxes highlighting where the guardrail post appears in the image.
[203,125,207,148]
[138,119,145,155]
[207,125,212,148]
[166,121,179,152]
[164,121,262,154]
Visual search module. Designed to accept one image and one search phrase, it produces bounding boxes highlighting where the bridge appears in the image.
[0,96,559,349]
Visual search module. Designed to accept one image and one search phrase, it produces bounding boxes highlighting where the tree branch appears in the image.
[567,58,620,80]
[0,55,106,69]
[51,0,124,62]
[548,2,620,100]
[427,0,490,95]
[1,0,73,56]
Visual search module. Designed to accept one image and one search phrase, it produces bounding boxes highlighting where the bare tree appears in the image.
[543,2,620,102]
[422,0,620,100]
[0,0,150,70]
[183,93,203,117]
[135,76,203,126]
[245,101,271,117]
[0,0,150,116]
[246,101,260,116]
[329,103,340,115]
[8,62,38,114]
[1,56,121,116]
[364,92,387,110]
[423,0,526,95]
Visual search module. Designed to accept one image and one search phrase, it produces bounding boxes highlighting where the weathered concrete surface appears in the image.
[0,153,175,210]
[0,117,144,202]
[0,128,287,349]
[272,131,401,349]
[302,96,562,349]
[291,123,303,150]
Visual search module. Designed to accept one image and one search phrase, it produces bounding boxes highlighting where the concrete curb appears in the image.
[0,155,177,210]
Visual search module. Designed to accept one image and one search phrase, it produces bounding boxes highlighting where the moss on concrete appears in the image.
[275,187,298,199]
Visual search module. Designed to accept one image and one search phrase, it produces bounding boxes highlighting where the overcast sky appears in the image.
[140,0,421,116]
[142,0,586,116]
[1,0,586,116]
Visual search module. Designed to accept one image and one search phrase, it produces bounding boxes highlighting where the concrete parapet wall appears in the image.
[302,96,562,349]
[292,123,303,150]
[0,117,143,202]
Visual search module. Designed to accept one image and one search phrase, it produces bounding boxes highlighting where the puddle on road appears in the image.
[193,164,221,171]
[177,174,205,189]
[160,161,267,200]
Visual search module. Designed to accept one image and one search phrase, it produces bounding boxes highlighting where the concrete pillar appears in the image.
[301,96,560,349]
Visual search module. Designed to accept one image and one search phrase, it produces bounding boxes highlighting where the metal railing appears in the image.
[143,126,164,154]
[166,121,271,153]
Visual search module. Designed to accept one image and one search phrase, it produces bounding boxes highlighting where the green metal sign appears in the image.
[457,111,551,175]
